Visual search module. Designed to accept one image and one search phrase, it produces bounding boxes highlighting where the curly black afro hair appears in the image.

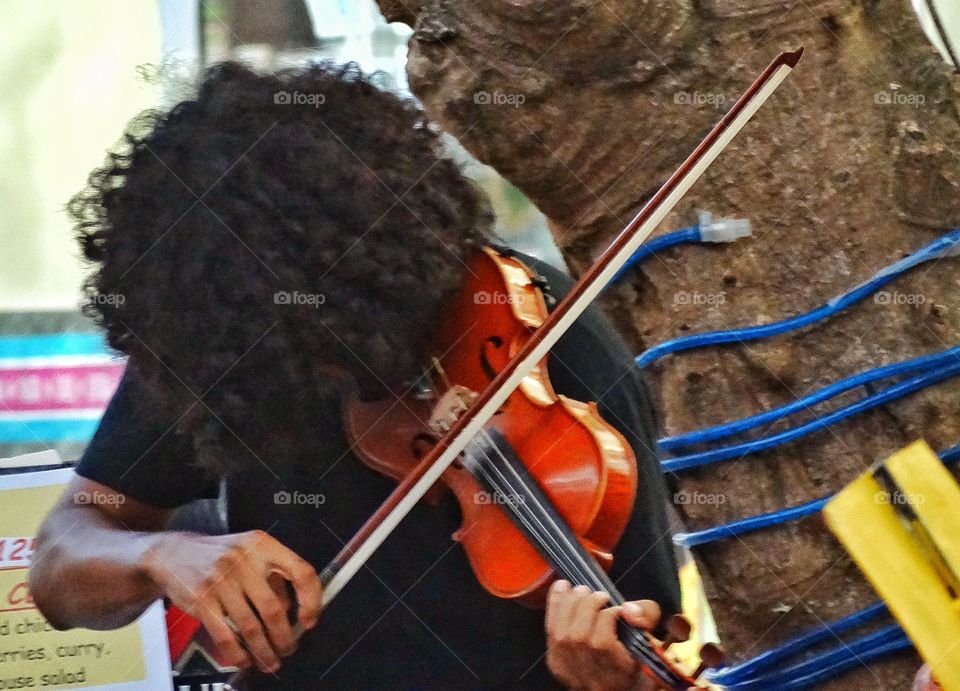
[71,61,492,473]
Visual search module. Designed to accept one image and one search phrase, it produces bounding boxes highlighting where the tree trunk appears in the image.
[378,1,960,687]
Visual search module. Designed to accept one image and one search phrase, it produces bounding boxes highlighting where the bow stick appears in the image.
[321,47,804,605]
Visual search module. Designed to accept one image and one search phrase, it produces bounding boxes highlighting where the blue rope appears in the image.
[611,226,701,283]
[705,601,889,685]
[662,361,960,472]
[660,346,960,452]
[612,213,752,284]
[717,625,911,690]
[645,230,960,684]
[941,443,960,464]
[674,444,960,548]
[637,228,960,367]
[673,495,830,548]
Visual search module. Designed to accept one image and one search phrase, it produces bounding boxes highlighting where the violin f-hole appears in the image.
[480,336,505,381]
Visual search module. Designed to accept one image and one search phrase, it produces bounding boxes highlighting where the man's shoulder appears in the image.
[75,363,218,509]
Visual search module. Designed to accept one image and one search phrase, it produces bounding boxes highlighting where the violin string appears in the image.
[422,370,679,684]
[471,432,610,591]
[466,431,678,684]
[466,436,595,588]
[436,384,594,591]
[467,432,599,588]
[466,435,677,685]
[468,438,676,681]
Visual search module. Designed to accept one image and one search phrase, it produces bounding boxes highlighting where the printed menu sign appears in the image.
[0,465,171,690]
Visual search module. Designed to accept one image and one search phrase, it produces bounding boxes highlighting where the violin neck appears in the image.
[465,431,688,689]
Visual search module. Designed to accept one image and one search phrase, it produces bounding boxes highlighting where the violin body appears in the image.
[344,247,638,603]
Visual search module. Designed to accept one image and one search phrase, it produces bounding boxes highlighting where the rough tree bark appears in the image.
[378,1,960,687]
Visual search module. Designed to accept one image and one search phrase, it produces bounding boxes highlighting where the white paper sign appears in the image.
[0,463,172,690]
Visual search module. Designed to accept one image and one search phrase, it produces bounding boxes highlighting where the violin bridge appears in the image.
[824,441,960,690]
[426,385,477,436]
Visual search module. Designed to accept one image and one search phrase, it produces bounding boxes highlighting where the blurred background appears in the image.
[0,0,562,463]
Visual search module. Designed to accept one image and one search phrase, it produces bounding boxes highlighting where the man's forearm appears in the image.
[32,480,324,675]
[29,502,166,630]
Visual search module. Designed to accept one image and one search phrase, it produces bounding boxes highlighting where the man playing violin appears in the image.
[29,62,682,690]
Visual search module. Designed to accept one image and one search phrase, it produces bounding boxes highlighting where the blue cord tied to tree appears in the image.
[661,351,960,472]
[624,227,960,683]
[702,599,890,687]
[661,360,960,472]
[637,227,960,367]
[611,211,752,284]
[660,345,960,452]
[673,443,960,548]
[710,622,910,690]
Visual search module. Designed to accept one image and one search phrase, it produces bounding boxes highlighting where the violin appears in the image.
[344,246,638,604]
[345,245,719,688]
[316,48,803,690]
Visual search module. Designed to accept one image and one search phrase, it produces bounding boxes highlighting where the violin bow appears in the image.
[321,47,804,605]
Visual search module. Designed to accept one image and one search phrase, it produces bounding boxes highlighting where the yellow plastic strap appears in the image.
[824,440,960,690]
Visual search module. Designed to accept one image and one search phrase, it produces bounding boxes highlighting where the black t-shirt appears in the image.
[76,256,681,690]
